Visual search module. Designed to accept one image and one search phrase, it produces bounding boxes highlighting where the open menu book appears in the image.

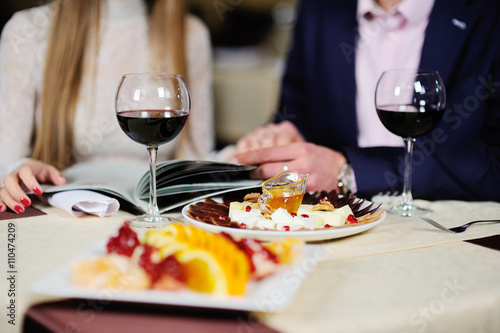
[42,160,261,214]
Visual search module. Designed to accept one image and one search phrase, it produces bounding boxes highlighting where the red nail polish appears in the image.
[14,205,24,214]
[33,186,43,196]
[20,197,31,207]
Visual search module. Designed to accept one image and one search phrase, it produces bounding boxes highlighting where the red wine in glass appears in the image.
[115,73,190,228]
[376,104,445,138]
[375,70,446,217]
[117,110,189,146]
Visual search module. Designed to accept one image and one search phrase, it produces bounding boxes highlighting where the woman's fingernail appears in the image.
[33,186,42,196]
[14,205,25,214]
[20,197,31,207]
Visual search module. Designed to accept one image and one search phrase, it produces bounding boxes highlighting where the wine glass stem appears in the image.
[402,137,415,210]
[147,145,160,217]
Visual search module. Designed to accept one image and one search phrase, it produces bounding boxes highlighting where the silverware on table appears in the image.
[420,217,500,233]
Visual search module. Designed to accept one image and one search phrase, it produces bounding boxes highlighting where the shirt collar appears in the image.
[357,0,435,26]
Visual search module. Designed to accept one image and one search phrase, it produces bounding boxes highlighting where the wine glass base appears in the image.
[129,215,172,229]
[388,204,432,217]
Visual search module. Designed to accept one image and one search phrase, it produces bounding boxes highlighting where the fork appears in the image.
[420,217,500,233]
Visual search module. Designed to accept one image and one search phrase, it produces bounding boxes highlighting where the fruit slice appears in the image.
[71,254,150,290]
[176,249,228,295]
[265,238,304,264]
[158,242,189,258]
[142,223,251,295]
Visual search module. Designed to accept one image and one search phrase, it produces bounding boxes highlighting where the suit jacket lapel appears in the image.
[327,0,359,146]
[419,0,482,85]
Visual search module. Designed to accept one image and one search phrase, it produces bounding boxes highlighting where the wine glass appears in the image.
[375,69,446,217]
[115,73,190,228]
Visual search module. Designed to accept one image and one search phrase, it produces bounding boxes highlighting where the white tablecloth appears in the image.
[0,199,499,333]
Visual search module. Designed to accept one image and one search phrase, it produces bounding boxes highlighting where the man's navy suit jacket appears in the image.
[275,0,500,200]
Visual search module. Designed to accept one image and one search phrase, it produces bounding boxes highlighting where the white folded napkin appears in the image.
[48,190,120,217]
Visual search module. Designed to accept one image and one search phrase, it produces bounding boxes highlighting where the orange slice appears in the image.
[142,223,251,295]
[176,249,228,295]
[143,230,176,248]
[158,242,189,258]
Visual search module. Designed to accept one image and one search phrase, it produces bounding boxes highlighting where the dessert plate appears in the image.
[31,241,321,313]
[181,199,385,242]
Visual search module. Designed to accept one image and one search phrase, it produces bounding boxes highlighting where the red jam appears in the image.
[157,255,184,282]
[106,222,139,257]
[138,245,184,283]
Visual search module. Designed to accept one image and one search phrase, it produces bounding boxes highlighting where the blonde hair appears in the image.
[32,0,187,169]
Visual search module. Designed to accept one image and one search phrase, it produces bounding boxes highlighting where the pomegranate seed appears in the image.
[320,197,327,202]
[325,224,332,228]
[301,214,309,218]
[245,205,252,212]
[347,214,357,224]
[219,215,228,221]
[291,213,297,217]
[241,223,247,229]
[282,226,290,231]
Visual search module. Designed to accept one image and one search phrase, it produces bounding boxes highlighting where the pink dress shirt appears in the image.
[355,0,435,148]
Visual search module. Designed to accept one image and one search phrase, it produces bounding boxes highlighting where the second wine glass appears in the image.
[115,73,190,228]
[375,69,446,217]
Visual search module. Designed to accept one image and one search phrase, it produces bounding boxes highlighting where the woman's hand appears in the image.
[234,142,346,192]
[0,160,66,214]
[236,121,305,152]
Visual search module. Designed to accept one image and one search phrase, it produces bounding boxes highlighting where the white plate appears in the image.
[182,199,385,242]
[31,242,321,313]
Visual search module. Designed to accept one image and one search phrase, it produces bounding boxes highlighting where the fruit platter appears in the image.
[31,221,317,312]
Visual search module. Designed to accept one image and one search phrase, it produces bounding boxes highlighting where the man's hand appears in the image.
[235,142,346,192]
[236,121,305,152]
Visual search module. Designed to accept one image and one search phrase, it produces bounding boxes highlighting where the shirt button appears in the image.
[387,31,396,40]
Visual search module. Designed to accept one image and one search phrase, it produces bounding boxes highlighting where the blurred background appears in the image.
[0,0,298,149]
